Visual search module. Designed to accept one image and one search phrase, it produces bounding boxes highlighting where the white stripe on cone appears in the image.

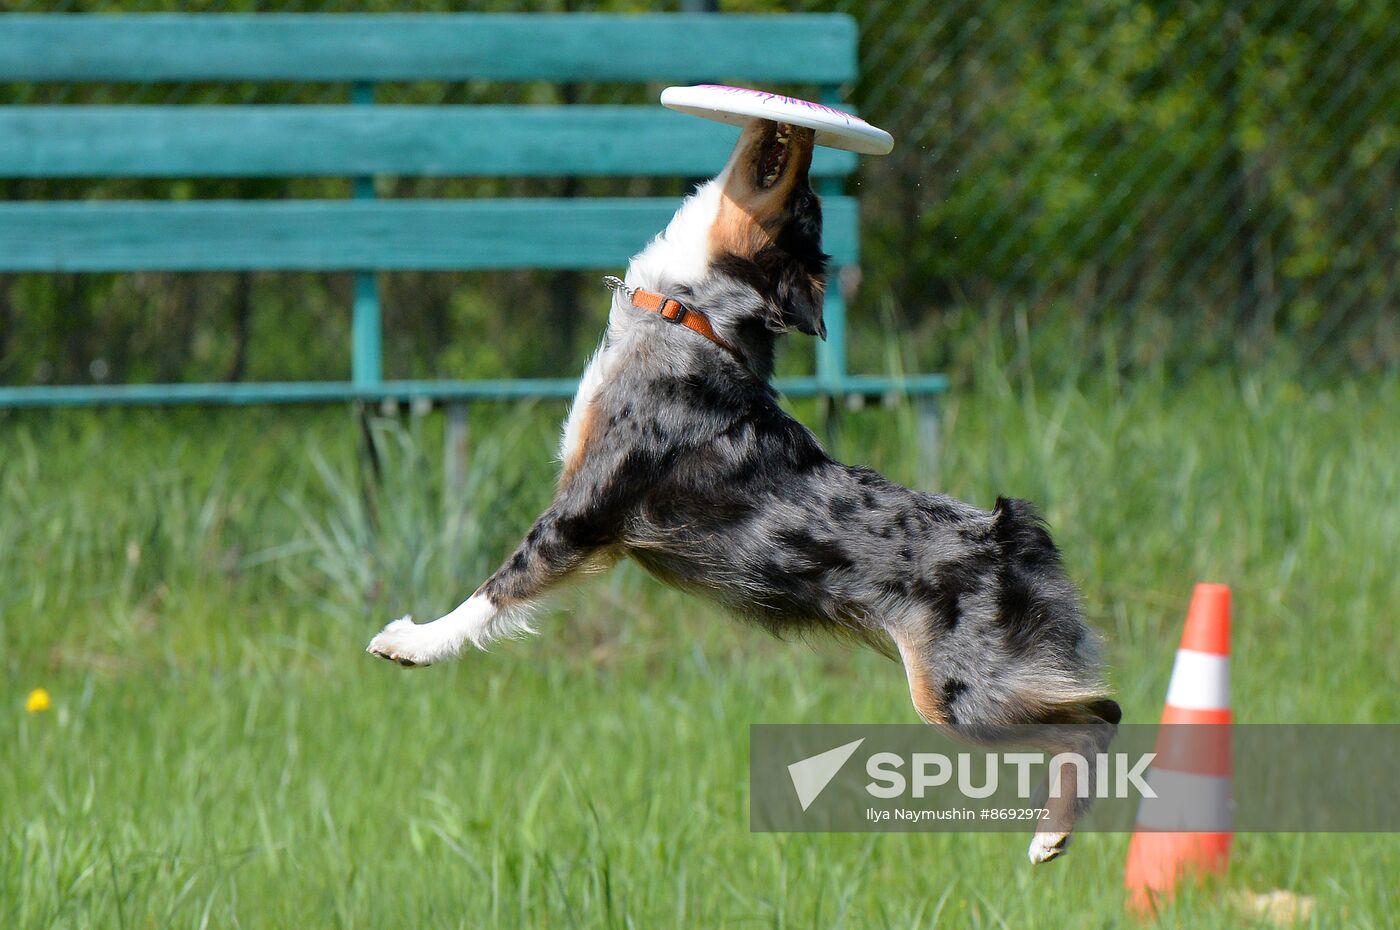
[1164,649,1230,710]
[1136,769,1233,832]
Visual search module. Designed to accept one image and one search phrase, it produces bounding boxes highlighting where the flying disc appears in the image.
[660,84,894,156]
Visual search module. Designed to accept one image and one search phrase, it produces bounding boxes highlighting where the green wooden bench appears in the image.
[0,13,947,423]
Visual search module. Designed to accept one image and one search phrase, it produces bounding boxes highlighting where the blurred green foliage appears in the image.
[1,0,1396,388]
[831,0,1400,378]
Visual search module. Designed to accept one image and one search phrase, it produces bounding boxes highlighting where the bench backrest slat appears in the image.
[0,198,860,273]
[0,13,916,409]
[0,14,856,83]
[0,106,857,179]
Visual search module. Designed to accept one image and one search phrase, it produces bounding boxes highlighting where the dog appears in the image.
[367,120,1119,862]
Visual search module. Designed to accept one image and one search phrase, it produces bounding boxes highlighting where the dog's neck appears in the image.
[717,316,780,381]
[616,178,787,383]
[606,276,782,382]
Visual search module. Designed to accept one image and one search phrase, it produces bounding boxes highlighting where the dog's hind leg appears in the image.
[367,501,618,667]
[1018,697,1121,863]
[890,627,1119,863]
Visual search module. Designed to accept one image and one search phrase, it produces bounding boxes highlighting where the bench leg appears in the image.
[916,395,941,490]
[444,401,471,499]
[355,399,383,483]
[820,394,842,452]
[354,400,384,539]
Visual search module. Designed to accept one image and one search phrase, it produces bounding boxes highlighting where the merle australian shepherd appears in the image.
[368,120,1120,862]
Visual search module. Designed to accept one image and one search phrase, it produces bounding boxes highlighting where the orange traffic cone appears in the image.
[1124,583,1234,918]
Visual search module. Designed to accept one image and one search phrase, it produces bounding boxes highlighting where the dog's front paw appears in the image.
[1027,830,1071,864]
[367,616,432,668]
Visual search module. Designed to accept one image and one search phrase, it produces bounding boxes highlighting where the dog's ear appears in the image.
[764,263,828,340]
[761,183,829,339]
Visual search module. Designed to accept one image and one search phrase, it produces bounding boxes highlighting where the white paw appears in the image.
[366,615,436,667]
[1027,830,1071,864]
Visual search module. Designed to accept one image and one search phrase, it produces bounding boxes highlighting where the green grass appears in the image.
[2,362,1398,928]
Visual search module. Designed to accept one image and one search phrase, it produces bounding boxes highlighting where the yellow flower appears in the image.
[25,688,51,714]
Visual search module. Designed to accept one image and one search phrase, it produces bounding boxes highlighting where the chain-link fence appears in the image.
[3,0,1397,389]
[840,0,1400,378]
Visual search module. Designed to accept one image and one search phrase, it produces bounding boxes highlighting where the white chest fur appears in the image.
[558,338,617,470]
[558,178,726,475]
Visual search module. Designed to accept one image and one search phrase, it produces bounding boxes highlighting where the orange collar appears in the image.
[605,276,738,357]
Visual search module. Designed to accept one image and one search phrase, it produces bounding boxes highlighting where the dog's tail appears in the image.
[990,496,1063,573]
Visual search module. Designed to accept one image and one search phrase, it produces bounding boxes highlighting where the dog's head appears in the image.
[708,120,829,339]
[627,119,829,347]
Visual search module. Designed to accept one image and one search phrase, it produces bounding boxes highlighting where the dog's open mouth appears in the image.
[757,123,794,189]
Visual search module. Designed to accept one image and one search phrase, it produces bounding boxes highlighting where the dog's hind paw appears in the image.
[1027,830,1071,864]
[366,615,432,668]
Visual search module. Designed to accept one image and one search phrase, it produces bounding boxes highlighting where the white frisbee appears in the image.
[660,84,894,156]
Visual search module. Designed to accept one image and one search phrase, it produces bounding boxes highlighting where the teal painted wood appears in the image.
[0,14,856,83]
[0,375,948,409]
[349,82,383,389]
[0,198,860,272]
[815,85,849,389]
[352,273,382,386]
[0,107,857,180]
[817,262,849,388]
[0,381,585,408]
[0,12,938,411]
[784,375,951,398]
